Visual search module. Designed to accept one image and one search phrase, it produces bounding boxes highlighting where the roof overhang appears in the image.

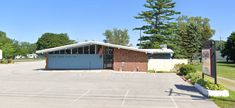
[36,41,174,54]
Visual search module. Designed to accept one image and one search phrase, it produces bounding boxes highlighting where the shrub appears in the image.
[205,83,225,90]
[179,64,196,75]
[196,78,208,86]
[172,63,185,73]
[148,70,156,73]
[7,59,14,63]
[0,59,14,64]
[185,73,200,84]
[196,78,225,90]
[0,59,8,64]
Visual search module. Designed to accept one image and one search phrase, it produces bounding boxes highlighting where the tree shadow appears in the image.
[165,84,208,100]
[172,84,235,103]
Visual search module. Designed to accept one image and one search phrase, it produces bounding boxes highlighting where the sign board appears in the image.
[0,49,2,60]
[202,49,212,76]
[202,40,217,84]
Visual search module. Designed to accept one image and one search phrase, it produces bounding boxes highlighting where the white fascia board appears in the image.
[36,41,173,54]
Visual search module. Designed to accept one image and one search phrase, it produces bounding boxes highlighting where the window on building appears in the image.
[84,46,89,54]
[49,51,54,54]
[65,49,71,54]
[60,50,65,54]
[108,48,114,55]
[96,45,102,54]
[55,51,59,54]
[78,47,83,54]
[72,48,78,54]
[90,45,95,54]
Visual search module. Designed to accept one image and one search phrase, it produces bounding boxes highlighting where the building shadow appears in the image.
[34,68,46,71]
[33,68,111,71]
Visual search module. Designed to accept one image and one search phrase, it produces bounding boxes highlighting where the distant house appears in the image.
[36,41,187,72]
[15,55,26,59]
[216,51,226,61]
[27,54,38,59]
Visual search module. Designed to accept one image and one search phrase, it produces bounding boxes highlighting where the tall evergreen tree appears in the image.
[134,0,180,48]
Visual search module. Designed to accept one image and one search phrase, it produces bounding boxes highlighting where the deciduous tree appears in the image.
[36,33,76,50]
[222,32,235,62]
[13,40,37,56]
[176,16,215,61]
[0,31,15,59]
[103,28,130,46]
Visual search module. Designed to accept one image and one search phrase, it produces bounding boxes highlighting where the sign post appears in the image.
[202,40,217,84]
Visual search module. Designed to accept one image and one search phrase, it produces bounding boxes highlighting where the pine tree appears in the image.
[134,0,180,48]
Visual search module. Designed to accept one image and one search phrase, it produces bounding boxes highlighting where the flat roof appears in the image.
[36,41,174,54]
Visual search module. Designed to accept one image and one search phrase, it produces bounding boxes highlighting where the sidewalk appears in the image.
[218,77,235,91]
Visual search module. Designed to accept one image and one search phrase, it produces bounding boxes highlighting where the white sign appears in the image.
[0,49,2,60]
[202,49,212,76]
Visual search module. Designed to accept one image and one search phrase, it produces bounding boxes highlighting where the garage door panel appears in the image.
[48,54,103,69]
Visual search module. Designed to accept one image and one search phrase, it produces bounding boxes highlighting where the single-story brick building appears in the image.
[36,41,179,72]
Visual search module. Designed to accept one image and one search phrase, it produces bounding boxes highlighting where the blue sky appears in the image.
[0,0,235,46]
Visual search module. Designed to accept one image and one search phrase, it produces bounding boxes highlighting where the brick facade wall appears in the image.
[113,49,148,72]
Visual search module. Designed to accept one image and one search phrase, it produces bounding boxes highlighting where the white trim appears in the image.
[121,89,130,107]
[70,89,90,104]
[194,83,229,97]
[0,49,2,60]
[36,41,174,54]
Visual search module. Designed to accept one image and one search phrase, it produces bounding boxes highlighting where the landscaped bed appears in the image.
[177,64,235,107]
[194,82,229,97]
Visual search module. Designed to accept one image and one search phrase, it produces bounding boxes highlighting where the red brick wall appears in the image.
[113,49,148,72]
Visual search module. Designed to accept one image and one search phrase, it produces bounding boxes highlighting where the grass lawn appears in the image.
[193,62,235,81]
[211,90,235,108]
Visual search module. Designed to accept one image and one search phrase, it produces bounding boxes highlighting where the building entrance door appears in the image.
[103,47,114,69]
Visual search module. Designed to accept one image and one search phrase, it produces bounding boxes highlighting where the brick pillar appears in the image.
[45,54,48,70]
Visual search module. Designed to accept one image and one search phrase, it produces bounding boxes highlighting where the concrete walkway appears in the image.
[218,77,235,91]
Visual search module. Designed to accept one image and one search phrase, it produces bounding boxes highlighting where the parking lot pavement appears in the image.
[0,61,218,108]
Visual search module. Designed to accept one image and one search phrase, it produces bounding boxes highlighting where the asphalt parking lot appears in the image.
[0,61,218,108]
